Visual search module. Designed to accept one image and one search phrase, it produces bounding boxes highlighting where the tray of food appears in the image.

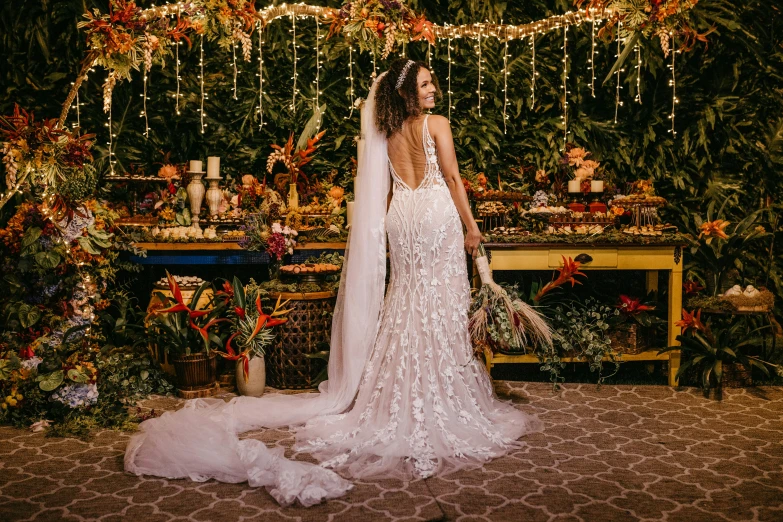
[473,190,532,202]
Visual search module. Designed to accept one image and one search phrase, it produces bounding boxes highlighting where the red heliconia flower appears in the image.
[617,295,655,315]
[683,280,704,295]
[534,256,587,301]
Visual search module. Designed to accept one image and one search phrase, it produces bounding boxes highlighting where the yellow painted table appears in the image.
[479,242,685,386]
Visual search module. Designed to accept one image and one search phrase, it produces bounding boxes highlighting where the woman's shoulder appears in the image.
[425,114,452,138]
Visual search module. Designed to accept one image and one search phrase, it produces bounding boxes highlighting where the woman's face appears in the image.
[415,67,437,110]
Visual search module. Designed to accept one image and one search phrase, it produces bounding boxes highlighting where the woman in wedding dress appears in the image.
[125,59,542,507]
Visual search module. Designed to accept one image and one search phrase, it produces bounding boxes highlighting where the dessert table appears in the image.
[479,241,685,386]
[129,242,346,265]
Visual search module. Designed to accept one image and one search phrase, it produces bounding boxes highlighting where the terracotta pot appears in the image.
[236,356,266,397]
[172,352,217,390]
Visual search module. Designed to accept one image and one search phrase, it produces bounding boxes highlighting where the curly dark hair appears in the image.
[375,58,442,138]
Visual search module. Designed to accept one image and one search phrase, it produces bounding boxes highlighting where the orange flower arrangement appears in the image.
[698,219,730,242]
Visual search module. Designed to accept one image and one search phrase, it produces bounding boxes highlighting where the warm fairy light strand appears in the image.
[346,44,355,119]
[669,34,678,137]
[290,14,298,111]
[635,43,642,104]
[447,35,452,122]
[530,34,536,108]
[562,26,569,150]
[199,35,205,133]
[175,41,181,115]
[232,39,238,100]
[476,24,482,117]
[257,22,264,129]
[502,27,509,134]
[315,15,321,129]
[427,40,432,67]
[175,5,181,115]
[142,67,149,137]
[614,22,623,124]
[372,50,377,78]
[589,14,597,97]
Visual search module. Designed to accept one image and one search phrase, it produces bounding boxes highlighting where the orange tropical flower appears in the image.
[699,219,730,240]
[676,308,706,334]
[534,256,587,301]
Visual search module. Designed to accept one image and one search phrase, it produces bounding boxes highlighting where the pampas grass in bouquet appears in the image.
[469,244,553,354]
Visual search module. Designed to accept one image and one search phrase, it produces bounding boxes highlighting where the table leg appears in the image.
[483,345,494,374]
[668,263,683,386]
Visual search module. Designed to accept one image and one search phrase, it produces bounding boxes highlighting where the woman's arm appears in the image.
[428,115,483,257]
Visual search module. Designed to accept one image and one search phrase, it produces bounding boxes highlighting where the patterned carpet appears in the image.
[1,382,782,522]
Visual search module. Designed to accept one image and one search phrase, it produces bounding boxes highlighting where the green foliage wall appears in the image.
[1,1,781,212]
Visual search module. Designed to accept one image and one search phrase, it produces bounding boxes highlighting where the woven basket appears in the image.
[721,362,753,388]
[171,352,217,391]
[266,290,336,390]
[608,323,650,355]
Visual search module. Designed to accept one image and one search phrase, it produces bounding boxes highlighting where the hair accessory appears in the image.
[395,60,415,90]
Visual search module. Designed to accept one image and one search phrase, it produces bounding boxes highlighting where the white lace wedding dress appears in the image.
[125,77,541,506]
[293,114,542,479]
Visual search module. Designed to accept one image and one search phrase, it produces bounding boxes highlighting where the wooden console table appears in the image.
[480,242,684,386]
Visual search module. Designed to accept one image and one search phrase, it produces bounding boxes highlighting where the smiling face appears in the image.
[414,67,437,110]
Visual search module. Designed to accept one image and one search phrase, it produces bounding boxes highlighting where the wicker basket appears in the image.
[608,323,650,355]
[171,352,217,390]
[721,362,753,388]
[266,290,336,390]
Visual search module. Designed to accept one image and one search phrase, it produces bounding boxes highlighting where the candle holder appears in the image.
[205,175,223,216]
[186,168,206,224]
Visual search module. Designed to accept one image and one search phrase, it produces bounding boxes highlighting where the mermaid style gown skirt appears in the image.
[292,115,543,479]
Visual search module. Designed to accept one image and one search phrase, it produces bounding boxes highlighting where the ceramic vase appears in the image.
[236,356,266,397]
[205,177,222,216]
[187,172,205,217]
[288,183,299,209]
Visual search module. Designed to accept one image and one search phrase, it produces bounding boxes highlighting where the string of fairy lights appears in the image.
[562,26,570,151]
[669,34,678,137]
[257,22,264,129]
[502,26,509,134]
[54,1,689,174]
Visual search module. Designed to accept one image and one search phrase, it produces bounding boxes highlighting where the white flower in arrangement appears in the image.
[51,383,99,409]
[20,356,42,370]
[29,419,51,432]
[272,222,283,234]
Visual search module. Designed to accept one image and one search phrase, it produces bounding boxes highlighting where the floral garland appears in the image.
[327,0,435,59]
[77,0,258,111]
[574,0,711,84]
[0,105,95,214]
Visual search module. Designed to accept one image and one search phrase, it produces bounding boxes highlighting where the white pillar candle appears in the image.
[568,179,581,193]
[591,180,604,193]
[346,201,355,228]
[207,156,220,178]
[189,160,202,172]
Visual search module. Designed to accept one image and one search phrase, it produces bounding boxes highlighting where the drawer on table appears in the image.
[547,248,618,268]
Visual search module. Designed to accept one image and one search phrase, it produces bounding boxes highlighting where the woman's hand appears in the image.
[464,228,484,258]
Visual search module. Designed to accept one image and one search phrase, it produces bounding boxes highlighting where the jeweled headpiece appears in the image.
[395,60,415,90]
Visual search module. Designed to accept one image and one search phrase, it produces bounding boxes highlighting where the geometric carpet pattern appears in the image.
[1,382,782,522]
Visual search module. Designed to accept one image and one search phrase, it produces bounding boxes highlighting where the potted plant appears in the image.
[216,277,291,397]
[682,201,767,296]
[608,294,666,354]
[146,272,227,391]
[660,309,781,396]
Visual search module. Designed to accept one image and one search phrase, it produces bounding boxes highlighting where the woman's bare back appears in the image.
[387,114,428,190]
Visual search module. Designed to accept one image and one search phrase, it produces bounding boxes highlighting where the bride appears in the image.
[125,58,543,507]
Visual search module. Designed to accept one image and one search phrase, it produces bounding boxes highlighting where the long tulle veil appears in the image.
[124,72,390,506]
